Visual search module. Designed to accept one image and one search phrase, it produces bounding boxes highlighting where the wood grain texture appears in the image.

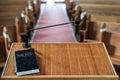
[76,3,120,23]
[1,43,118,80]
[1,75,119,80]
[91,14,120,23]
[0,0,31,5]
[86,21,104,41]
[0,36,6,68]
[103,31,120,65]
[79,4,120,16]
[75,0,120,5]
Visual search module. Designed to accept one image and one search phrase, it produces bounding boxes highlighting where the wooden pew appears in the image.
[0,16,19,42]
[0,17,17,42]
[15,17,28,42]
[0,17,27,43]
[33,0,41,20]
[101,22,120,65]
[0,5,26,13]
[25,7,35,27]
[0,0,41,43]
[0,0,42,5]
[76,0,120,5]
[86,21,120,65]
[78,4,120,16]
[91,14,120,23]
[74,3,120,23]
[2,27,12,56]
[86,21,105,41]
[0,0,40,61]
[0,26,17,43]
[103,31,120,66]
[0,12,20,17]
[0,0,30,5]
[0,36,6,68]
[0,4,26,68]
[78,4,120,23]
[103,31,120,56]
[0,19,15,26]
[65,0,76,19]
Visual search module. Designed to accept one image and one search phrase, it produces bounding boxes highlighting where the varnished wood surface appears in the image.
[105,23,120,33]
[103,31,120,66]
[79,4,120,16]
[91,14,120,23]
[0,5,26,12]
[77,4,120,23]
[86,21,104,41]
[0,36,6,68]
[1,43,118,80]
[76,0,120,5]
[0,0,30,5]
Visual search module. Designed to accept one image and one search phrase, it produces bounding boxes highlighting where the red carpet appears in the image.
[32,1,76,42]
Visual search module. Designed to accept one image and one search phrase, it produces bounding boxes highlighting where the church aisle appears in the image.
[32,0,76,42]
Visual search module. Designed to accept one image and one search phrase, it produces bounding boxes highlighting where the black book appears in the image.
[14,48,39,76]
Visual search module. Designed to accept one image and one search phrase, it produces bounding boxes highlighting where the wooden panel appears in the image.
[0,19,15,26]
[7,26,17,42]
[102,31,120,66]
[86,21,120,55]
[1,75,119,80]
[75,0,120,5]
[86,21,104,41]
[1,43,118,80]
[91,14,120,23]
[0,26,17,42]
[0,36,6,68]
[0,0,29,5]
[0,5,26,12]
[76,4,120,23]
[105,23,120,33]
[0,12,20,17]
[0,17,16,20]
[0,14,19,19]
[79,4,120,16]
[102,22,120,56]
[103,32,120,56]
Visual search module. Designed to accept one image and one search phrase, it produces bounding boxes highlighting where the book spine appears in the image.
[14,53,17,72]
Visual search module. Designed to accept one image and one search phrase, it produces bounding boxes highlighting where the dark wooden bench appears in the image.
[0,36,6,68]
[86,21,105,42]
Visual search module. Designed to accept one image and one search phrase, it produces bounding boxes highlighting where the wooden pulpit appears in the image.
[1,43,118,80]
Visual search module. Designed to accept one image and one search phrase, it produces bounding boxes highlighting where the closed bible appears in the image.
[14,48,39,76]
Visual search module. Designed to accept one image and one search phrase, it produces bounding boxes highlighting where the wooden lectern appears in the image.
[1,43,118,80]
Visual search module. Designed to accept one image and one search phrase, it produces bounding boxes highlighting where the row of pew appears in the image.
[0,0,41,68]
[65,0,120,69]
[74,0,120,23]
